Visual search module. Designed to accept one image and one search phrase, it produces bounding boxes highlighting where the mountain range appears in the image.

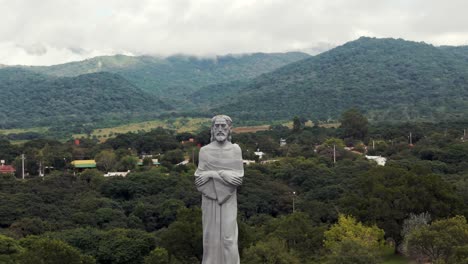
[1,37,468,130]
[25,52,309,98]
[199,37,468,122]
[0,69,170,129]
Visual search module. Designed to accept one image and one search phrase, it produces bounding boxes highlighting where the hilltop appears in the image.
[0,68,170,129]
[24,52,310,98]
[198,37,468,122]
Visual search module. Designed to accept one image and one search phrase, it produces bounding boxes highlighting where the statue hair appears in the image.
[210,115,233,142]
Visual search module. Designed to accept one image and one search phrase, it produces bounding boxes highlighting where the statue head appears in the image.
[210,115,232,143]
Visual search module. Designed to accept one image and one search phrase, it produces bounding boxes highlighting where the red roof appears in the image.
[0,165,15,173]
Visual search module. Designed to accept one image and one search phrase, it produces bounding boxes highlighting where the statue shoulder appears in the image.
[232,143,242,155]
[232,143,241,150]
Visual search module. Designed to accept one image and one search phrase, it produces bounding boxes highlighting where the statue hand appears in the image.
[207,171,221,179]
[195,175,210,186]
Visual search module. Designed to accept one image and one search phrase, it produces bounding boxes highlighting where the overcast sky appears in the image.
[1,0,467,66]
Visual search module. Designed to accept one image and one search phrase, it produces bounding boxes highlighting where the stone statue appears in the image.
[195,115,243,264]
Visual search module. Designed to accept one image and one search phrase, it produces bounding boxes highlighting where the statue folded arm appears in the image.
[195,143,244,204]
[219,170,243,186]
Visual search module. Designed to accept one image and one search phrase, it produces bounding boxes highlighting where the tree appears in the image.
[144,247,169,264]
[0,234,23,264]
[292,116,303,133]
[9,217,49,238]
[266,212,325,259]
[400,212,431,258]
[406,215,468,264]
[340,108,368,141]
[95,150,117,172]
[324,214,386,264]
[160,149,185,167]
[17,237,95,264]
[118,155,138,171]
[242,237,301,264]
[339,167,463,247]
[159,207,203,263]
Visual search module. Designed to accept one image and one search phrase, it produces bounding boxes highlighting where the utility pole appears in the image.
[292,191,296,213]
[409,132,413,145]
[21,154,25,180]
[333,144,336,164]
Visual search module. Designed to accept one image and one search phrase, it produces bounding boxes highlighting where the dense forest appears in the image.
[25,52,309,98]
[2,37,468,132]
[1,111,467,263]
[204,37,468,122]
[0,69,170,129]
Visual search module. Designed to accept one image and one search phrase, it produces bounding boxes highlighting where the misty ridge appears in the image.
[1,37,468,132]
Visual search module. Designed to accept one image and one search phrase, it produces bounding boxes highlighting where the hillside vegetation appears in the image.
[0,117,467,264]
[26,52,310,98]
[201,37,468,122]
[0,69,170,129]
[2,37,468,131]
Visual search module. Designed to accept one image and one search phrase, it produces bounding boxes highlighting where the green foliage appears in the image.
[324,214,386,264]
[340,108,369,141]
[406,215,468,264]
[118,155,138,171]
[340,166,463,245]
[242,237,301,264]
[95,150,117,172]
[144,247,169,264]
[0,234,23,263]
[27,53,309,99]
[160,149,185,167]
[158,207,203,263]
[17,237,95,264]
[263,212,326,260]
[0,120,467,263]
[0,69,170,129]
[212,37,468,122]
[49,228,155,264]
[9,217,49,238]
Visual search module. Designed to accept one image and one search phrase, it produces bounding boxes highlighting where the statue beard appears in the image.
[215,132,227,142]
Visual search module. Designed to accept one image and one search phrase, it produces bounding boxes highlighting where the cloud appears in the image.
[0,0,467,65]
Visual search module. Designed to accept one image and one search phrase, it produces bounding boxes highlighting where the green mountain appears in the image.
[25,53,310,98]
[0,68,170,129]
[201,37,468,122]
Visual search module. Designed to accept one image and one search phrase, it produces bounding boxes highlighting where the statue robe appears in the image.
[195,142,243,264]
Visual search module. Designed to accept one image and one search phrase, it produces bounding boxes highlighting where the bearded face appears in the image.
[212,118,231,143]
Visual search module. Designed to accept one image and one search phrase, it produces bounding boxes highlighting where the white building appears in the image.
[365,155,387,166]
[104,170,131,177]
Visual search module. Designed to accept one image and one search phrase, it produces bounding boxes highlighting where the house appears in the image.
[254,149,265,159]
[0,163,15,174]
[104,170,130,177]
[137,159,160,166]
[176,160,190,166]
[243,160,256,165]
[71,160,97,170]
[280,138,287,147]
[365,155,387,166]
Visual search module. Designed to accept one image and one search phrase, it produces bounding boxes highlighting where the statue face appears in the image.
[213,118,230,143]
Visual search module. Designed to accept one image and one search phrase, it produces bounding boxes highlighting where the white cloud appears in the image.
[0,0,467,65]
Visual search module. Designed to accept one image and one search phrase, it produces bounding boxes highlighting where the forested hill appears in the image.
[23,52,310,98]
[0,68,170,128]
[202,37,468,122]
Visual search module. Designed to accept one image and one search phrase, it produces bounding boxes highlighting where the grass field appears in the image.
[0,126,49,135]
[72,118,212,141]
[1,118,339,143]
[232,125,271,133]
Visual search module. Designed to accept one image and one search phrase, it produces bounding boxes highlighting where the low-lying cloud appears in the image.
[1,0,467,65]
